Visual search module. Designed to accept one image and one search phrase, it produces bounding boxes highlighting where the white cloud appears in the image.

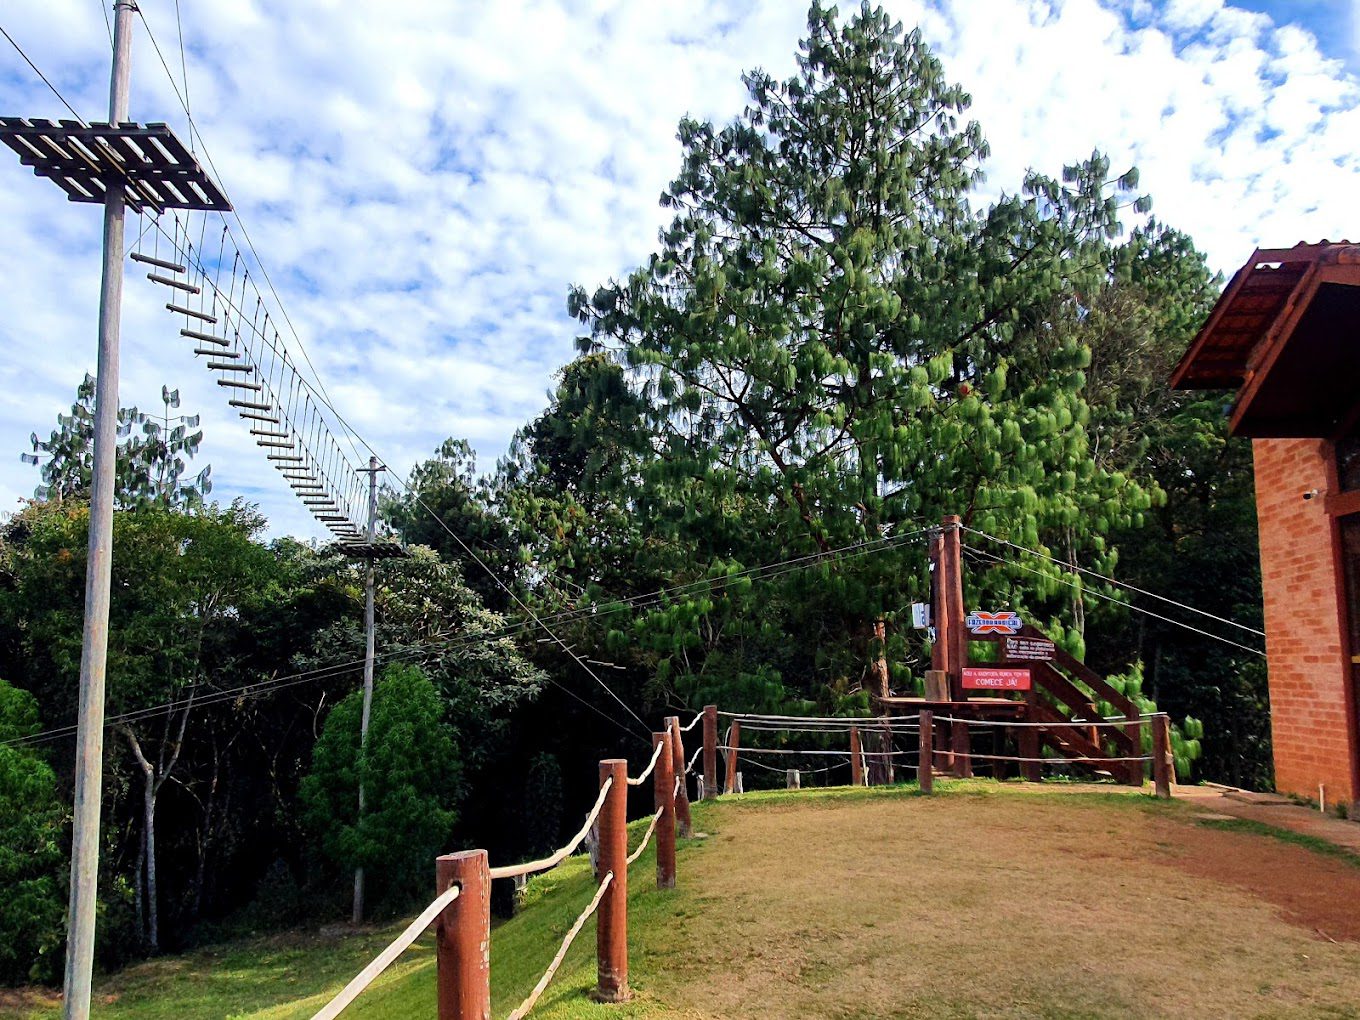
[0,0,1356,540]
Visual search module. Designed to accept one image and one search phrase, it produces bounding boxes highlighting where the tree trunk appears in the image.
[144,770,159,952]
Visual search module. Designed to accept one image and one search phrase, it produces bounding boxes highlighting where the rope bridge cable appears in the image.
[686,746,702,774]
[962,525,1266,638]
[505,872,613,1020]
[964,546,1267,658]
[679,711,703,732]
[627,740,666,786]
[310,882,461,1020]
[489,778,613,881]
[739,754,853,775]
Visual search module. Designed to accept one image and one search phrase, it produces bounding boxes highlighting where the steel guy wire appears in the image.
[964,546,1267,658]
[962,525,1265,638]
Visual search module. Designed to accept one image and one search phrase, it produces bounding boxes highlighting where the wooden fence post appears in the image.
[850,725,864,787]
[666,716,693,837]
[786,768,800,789]
[918,710,934,794]
[702,705,718,800]
[1152,714,1172,799]
[436,850,490,1020]
[653,732,676,890]
[880,719,895,785]
[595,759,630,1002]
[723,720,741,794]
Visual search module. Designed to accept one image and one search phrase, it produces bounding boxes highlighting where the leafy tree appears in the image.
[569,1,1156,706]
[386,440,518,610]
[0,500,275,951]
[0,679,67,984]
[22,378,211,509]
[299,664,459,911]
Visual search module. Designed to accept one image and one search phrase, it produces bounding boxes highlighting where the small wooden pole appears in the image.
[723,720,742,795]
[786,768,800,789]
[1124,711,1144,787]
[1019,694,1041,782]
[653,732,676,890]
[436,850,491,1020]
[918,710,934,794]
[951,720,973,778]
[849,725,864,787]
[666,716,693,837]
[1152,714,1172,799]
[595,759,630,1002]
[702,705,718,800]
[881,719,895,785]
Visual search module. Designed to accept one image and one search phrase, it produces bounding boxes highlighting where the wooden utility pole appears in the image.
[64,5,133,1015]
[353,456,384,923]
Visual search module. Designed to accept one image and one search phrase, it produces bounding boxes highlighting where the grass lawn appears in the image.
[13,781,1360,1019]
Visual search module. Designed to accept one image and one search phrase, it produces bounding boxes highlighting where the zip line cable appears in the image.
[964,546,1267,658]
[0,23,87,121]
[962,525,1265,638]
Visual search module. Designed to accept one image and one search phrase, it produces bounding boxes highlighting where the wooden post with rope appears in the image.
[594,759,630,1002]
[653,731,676,889]
[666,716,693,837]
[702,705,718,800]
[849,725,864,787]
[1152,714,1173,799]
[724,720,742,795]
[436,850,490,1020]
[918,710,934,794]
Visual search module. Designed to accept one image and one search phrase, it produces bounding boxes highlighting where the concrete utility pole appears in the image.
[353,455,382,923]
[64,4,133,1016]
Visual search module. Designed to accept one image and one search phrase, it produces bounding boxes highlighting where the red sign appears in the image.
[965,611,1021,635]
[961,667,1031,691]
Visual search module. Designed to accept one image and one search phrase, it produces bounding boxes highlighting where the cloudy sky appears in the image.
[1,0,1358,538]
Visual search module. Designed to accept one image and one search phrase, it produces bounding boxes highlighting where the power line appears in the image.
[3,524,938,751]
[963,546,1266,658]
[962,525,1265,638]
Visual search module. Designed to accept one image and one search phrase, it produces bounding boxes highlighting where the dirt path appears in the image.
[640,787,1360,1019]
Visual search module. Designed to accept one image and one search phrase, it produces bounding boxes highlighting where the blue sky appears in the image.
[1,0,1358,538]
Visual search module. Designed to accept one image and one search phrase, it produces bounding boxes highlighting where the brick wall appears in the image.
[1253,438,1358,805]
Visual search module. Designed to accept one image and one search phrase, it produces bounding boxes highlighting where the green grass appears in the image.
[21,779,1352,1020]
[17,809,718,1020]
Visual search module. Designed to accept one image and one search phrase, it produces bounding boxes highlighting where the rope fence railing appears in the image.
[506,873,613,1020]
[311,883,462,1020]
[315,718,696,1020]
[488,778,613,881]
[696,704,1177,799]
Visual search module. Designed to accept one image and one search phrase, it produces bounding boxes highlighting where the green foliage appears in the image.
[0,679,67,984]
[562,1,1173,710]
[23,378,211,510]
[300,665,460,911]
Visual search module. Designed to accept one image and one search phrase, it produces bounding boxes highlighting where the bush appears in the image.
[299,665,460,914]
[0,679,67,984]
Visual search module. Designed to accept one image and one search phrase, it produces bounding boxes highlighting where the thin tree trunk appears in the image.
[123,728,159,952]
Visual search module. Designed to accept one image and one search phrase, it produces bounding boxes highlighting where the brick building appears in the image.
[1172,242,1360,808]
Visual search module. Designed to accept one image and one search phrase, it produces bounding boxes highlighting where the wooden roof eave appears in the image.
[1168,255,1261,390]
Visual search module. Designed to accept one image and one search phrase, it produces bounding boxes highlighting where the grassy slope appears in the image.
[18,782,1360,1019]
[16,807,709,1020]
